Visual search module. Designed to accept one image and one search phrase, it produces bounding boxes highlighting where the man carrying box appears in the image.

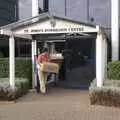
[37,48,49,94]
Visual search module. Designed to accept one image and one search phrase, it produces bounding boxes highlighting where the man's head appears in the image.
[42,48,49,55]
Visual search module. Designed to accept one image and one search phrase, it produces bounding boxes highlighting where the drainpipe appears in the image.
[65,0,67,16]
[87,0,89,22]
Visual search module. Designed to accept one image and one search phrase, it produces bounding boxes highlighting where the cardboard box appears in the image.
[40,62,59,73]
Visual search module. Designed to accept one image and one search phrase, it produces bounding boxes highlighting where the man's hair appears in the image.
[42,48,48,53]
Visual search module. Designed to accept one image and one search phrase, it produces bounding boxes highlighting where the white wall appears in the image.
[39,0,44,10]
[89,0,111,28]
[49,0,111,37]
[67,0,88,22]
[19,0,118,32]
[49,0,111,29]
[49,0,88,22]
[49,0,65,16]
[19,0,32,19]
[19,0,44,19]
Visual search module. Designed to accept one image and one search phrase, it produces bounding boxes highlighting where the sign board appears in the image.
[24,27,84,34]
[13,18,97,34]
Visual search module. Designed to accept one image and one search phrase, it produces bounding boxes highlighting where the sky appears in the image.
[19,0,111,29]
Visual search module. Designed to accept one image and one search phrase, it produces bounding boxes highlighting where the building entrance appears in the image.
[64,37,96,88]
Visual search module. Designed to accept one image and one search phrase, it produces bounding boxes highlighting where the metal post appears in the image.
[9,35,15,89]
[32,0,39,88]
[32,40,37,88]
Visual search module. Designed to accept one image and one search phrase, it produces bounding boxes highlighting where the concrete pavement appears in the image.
[0,88,120,120]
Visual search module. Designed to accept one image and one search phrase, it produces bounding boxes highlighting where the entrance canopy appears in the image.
[0,13,97,36]
[0,13,107,89]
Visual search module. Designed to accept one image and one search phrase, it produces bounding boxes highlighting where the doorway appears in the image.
[60,37,96,89]
[36,34,96,89]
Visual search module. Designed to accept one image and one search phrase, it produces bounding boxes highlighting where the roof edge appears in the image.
[0,12,96,30]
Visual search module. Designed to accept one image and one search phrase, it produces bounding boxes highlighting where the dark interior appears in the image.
[64,37,96,89]
[46,35,96,89]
